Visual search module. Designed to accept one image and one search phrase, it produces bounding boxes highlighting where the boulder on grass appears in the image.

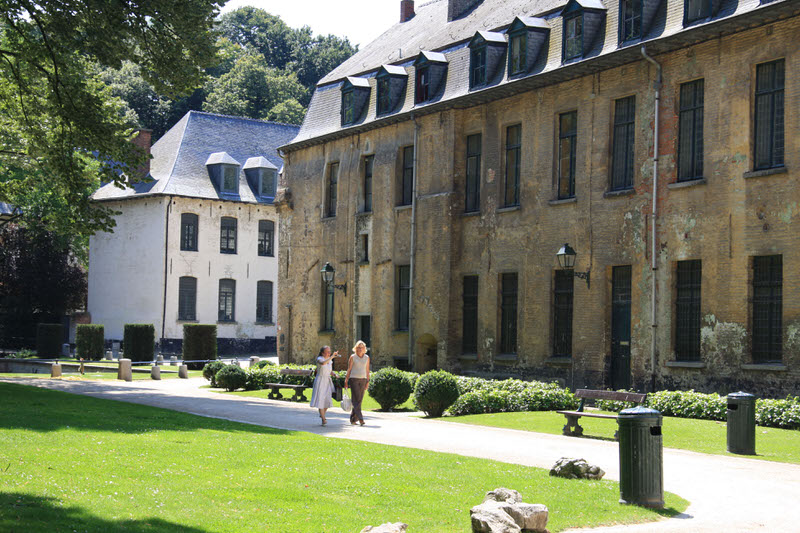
[470,488,548,533]
[361,523,408,533]
[549,457,605,480]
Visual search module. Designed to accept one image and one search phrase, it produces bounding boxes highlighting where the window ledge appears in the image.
[255,322,275,326]
[545,356,572,366]
[495,353,517,361]
[258,254,275,258]
[459,353,478,361]
[394,205,412,212]
[220,251,237,255]
[321,216,337,221]
[665,360,706,369]
[462,210,481,217]
[358,261,370,266]
[179,249,199,253]
[496,205,521,214]
[603,188,635,198]
[217,320,237,325]
[667,178,706,190]
[318,329,335,335]
[176,319,198,324]
[356,211,372,218]
[391,329,409,335]
[741,363,787,372]
[743,167,787,179]
[549,197,577,206]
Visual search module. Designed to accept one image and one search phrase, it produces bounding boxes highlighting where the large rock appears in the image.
[360,523,408,533]
[549,457,605,480]
[470,488,548,533]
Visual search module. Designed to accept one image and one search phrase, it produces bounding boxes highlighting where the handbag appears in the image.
[341,389,352,413]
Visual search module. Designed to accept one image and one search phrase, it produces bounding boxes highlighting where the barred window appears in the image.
[611,96,636,191]
[462,276,478,354]
[399,146,414,206]
[180,213,198,252]
[218,279,236,322]
[465,134,481,213]
[678,79,704,181]
[258,220,274,257]
[220,217,237,254]
[504,125,521,207]
[256,281,273,323]
[752,255,782,363]
[553,270,573,357]
[754,59,785,171]
[178,277,197,321]
[500,273,518,354]
[558,111,577,199]
[675,260,701,361]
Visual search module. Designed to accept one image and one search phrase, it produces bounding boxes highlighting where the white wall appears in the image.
[88,198,167,340]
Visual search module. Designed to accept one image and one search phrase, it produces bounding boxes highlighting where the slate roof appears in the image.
[93,111,299,203]
[287,0,792,149]
[0,202,19,217]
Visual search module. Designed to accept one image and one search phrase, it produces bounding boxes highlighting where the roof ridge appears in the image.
[187,110,301,129]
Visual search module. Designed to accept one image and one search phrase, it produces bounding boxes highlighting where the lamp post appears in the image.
[320,262,347,295]
[556,243,590,288]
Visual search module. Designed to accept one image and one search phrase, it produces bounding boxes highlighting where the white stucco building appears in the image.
[88,111,299,354]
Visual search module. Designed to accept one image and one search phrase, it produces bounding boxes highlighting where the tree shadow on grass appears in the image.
[0,492,209,533]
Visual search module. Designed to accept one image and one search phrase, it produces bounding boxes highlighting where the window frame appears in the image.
[470,44,487,88]
[465,133,482,213]
[399,146,414,207]
[218,278,236,323]
[677,79,705,181]
[221,165,238,194]
[619,0,643,43]
[397,265,411,331]
[178,276,197,321]
[256,280,273,324]
[675,260,702,361]
[219,216,237,255]
[508,30,527,76]
[558,111,578,199]
[376,74,392,115]
[363,155,374,213]
[563,13,584,61]
[499,272,518,355]
[259,168,277,199]
[180,213,198,252]
[610,95,636,191]
[684,0,712,26]
[258,219,274,258]
[552,270,574,358]
[325,162,339,218]
[462,275,479,355]
[415,64,430,104]
[504,125,521,207]
[341,88,355,126]
[752,255,782,363]
[753,59,785,171]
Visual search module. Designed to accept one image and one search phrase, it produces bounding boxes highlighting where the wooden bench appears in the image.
[264,368,314,402]
[557,389,647,440]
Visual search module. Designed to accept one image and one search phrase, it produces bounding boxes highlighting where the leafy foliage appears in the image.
[368,368,415,411]
[76,324,104,361]
[414,370,460,418]
[216,364,247,392]
[202,360,227,388]
[447,387,578,416]
[122,324,154,362]
[35,324,63,358]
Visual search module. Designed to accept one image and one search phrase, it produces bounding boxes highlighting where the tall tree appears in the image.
[0,0,224,239]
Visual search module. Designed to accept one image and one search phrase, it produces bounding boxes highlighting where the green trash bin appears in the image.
[727,391,756,455]
[618,406,663,508]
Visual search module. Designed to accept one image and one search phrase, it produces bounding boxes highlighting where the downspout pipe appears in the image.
[641,46,661,393]
[408,115,420,368]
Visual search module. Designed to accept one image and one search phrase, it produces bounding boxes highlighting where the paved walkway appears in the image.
[3,377,799,532]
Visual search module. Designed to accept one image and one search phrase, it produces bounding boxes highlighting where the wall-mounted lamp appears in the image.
[321,262,347,296]
[556,243,590,289]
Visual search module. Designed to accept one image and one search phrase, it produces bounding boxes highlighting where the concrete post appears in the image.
[170,356,178,366]
[150,364,161,380]
[105,350,112,360]
[112,341,120,360]
[249,356,260,367]
[156,354,164,365]
[178,364,189,379]
[118,358,132,382]
[51,362,62,378]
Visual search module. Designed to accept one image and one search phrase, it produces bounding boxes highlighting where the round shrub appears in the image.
[254,359,276,369]
[414,370,460,417]
[202,360,227,388]
[368,367,414,411]
[215,365,247,392]
[245,366,281,390]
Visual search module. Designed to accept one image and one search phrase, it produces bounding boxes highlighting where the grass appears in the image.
[217,387,417,412]
[445,410,800,464]
[0,383,687,532]
[0,368,204,381]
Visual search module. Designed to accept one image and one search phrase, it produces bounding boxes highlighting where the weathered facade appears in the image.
[278,0,800,396]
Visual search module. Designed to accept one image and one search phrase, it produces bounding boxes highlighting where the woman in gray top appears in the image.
[344,340,370,426]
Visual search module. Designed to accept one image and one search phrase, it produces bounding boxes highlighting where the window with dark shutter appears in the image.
[552,270,573,357]
[326,162,338,217]
[754,59,785,171]
[684,0,711,25]
[462,275,478,354]
[500,273,518,354]
[619,0,642,42]
[399,146,414,206]
[258,220,274,257]
[363,155,373,212]
[178,276,197,321]
[470,46,486,88]
[465,134,481,213]
[675,260,702,361]
[563,14,583,61]
[256,280,273,323]
[752,255,782,363]
[678,79,704,181]
[397,265,410,330]
[508,32,527,76]
[218,279,236,322]
[220,217,237,254]
[504,125,521,207]
[611,96,636,191]
[558,111,577,199]
[180,213,198,252]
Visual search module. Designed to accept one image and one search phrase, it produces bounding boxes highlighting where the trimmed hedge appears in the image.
[36,323,63,358]
[447,387,578,416]
[216,365,247,392]
[414,370,460,417]
[76,324,104,361]
[245,366,281,390]
[123,324,154,362]
[368,367,415,411]
[202,361,227,388]
[183,324,217,370]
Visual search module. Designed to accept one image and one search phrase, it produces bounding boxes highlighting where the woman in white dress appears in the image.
[310,345,338,425]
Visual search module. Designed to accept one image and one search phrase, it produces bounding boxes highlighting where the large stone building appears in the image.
[89,111,298,354]
[277,0,799,395]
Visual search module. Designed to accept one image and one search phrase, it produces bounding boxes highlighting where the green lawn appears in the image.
[0,369,204,381]
[445,410,800,464]
[0,383,687,532]
[218,387,418,412]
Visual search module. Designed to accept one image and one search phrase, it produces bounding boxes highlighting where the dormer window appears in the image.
[508,31,527,76]
[377,76,391,114]
[414,51,448,105]
[340,77,370,127]
[560,0,607,63]
[507,17,550,77]
[243,156,278,203]
[259,169,277,198]
[564,14,583,61]
[205,152,241,196]
[416,65,430,103]
[376,65,407,116]
[342,89,355,125]
[469,32,506,90]
[619,0,642,42]
[470,45,487,87]
[684,0,712,25]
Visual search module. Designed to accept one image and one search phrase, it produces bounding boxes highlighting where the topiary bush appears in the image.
[202,360,227,388]
[183,324,217,370]
[76,324,104,361]
[123,324,154,362]
[414,370,460,417]
[36,323,63,358]
[216,365,247,392]
[368,367,415,411]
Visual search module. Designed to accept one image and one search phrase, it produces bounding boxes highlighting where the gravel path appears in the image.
[4,377,798,532]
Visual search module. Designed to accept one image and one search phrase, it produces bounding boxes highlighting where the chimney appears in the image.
[400,0,415,22]
[131,129,152,177]
[447,0,482,21]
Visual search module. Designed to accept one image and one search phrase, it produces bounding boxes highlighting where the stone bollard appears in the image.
[170,356,178,367]
[117,358,132,382]
[156,354,164,365]
[112,341,120,360]
[151,364,161,380]
[105,350,112,360]
[178,364,189,379]
[61,343,71,357]
[51,362,62,378]
[249,356,260,367]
